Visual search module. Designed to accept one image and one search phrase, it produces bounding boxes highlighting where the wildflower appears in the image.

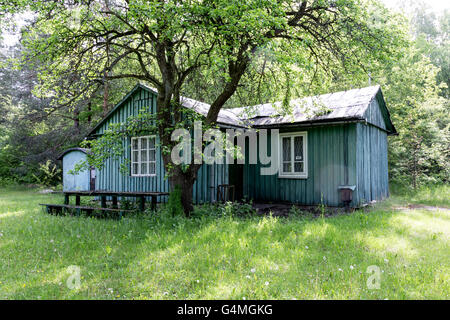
[350,265,354,270]
[323,256,326,261]
[246,275,251,279]
[305,246,308,249]
[265,281,269,286]
[196,280,200,283]
[250,268,256,273]
[338,268,343,272]
[243,297,246,300]
[50,239,54,243]
[384,259,389,263]
[163,292,169,296]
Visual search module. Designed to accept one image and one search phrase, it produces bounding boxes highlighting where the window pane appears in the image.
[132,139,138,150]
[149,162,156,174]
[294,136,303,161]
[149,137,155,149]
[282,137,291,162]
[149,149,156,161]
[294,162,304,173]
[141,138,147,150]
[133,151,139,162]
[133,163,139,175]
[141,163,147,175]
[283,162,291,173]
[141,150,148,162]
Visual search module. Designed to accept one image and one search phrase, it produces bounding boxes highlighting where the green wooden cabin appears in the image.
[84,83,396,208]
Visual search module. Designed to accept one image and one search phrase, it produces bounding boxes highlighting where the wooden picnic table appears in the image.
[56,190,169,211]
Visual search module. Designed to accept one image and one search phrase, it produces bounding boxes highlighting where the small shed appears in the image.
[58,148,95,192]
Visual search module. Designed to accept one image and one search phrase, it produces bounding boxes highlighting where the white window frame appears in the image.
[131,135,157,177]
[278,131,308,179]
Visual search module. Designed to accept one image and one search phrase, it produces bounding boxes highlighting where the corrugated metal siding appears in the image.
[242,124,357,207]
[355,122,389,205]
[94,87,228,204]
[364,97,387,131]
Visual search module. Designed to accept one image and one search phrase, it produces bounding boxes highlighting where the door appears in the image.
[229,164,244,201]
[90,167,96,191]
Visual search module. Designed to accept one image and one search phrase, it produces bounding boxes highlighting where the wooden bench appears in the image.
[39,204,134,219]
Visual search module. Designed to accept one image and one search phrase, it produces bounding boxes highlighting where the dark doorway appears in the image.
[90,167,96,191]
[229,164,244,201]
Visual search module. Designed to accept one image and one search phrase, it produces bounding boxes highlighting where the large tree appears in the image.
[1,0,403,214]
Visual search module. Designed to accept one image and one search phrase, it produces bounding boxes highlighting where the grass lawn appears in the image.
[0,185,448,300]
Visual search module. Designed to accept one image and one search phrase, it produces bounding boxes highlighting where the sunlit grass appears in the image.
[0,185,448,299]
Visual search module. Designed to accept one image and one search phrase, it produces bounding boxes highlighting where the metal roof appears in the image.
[88,84,396,136]
[227,85,382,125]
[57,148,90,160]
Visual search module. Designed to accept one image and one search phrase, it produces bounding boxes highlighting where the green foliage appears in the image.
[31,160,61,186]
[0,0,447,194]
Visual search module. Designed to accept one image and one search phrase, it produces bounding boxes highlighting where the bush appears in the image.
[31,160,61,186]
[191,200,256,219]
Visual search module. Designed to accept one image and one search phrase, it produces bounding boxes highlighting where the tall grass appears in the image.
[0,185,448,299]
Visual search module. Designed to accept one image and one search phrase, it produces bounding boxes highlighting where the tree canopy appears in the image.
[0,0,447,212]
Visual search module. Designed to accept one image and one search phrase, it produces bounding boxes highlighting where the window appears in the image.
[131,136,156,176]
[279,132,308,179]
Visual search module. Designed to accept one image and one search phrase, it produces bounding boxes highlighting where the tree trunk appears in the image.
[74,109,80,134]
[168,168,198,216]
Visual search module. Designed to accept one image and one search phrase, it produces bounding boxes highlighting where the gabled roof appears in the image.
[88,83,244,136]
[228,85,397,135]
[88,83,397,137]
[57,148,90,160]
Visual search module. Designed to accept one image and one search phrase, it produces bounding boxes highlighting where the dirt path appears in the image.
[394,204,450,213]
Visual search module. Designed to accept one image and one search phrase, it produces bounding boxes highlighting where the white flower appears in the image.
[265,281,269,286]
[250,268,256,273]
[323,256,326,261]
[163,292,169,296]
[338,268,343,272]
[50,239,54,243]
[243,297,246,300]
[196,280,200,283]
[305,246,309,249]
[246,275,251,279]
[350,265,354,270]
[384,259,389,263]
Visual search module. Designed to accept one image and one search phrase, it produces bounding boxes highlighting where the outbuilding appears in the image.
[58,148,95,192]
